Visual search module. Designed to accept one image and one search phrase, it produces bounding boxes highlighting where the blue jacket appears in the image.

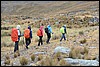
[28,26,32,38]
[47,25,52,33]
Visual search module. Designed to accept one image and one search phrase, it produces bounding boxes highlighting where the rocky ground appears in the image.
[1,26,99,66]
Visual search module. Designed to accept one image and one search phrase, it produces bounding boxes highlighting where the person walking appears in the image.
[24,26,32,49]
[60,25,66,42]
[45,24,53,44]
[11,25,21,53]
[37,24,44,46]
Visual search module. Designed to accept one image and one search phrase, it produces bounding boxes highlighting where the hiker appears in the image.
[60,25,67,42]
[11,25,21,53]
[24,26,32,49]
[45,24,53,44]
[37,24,44,46]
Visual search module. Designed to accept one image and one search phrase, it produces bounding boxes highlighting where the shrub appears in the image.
[5,53,10,60]
[53,52,62,61]
[31,54,35,61]
[80,39,87,44]
[1,42,7,47]
[51,58,59,66]
[16,50,20,56]
[37,54,43,61]
[84,46,89,54]
[4,59,10,65]
[41,56,52,66]
[58,59,71,66]
[20,56,28,65]
[14,53,18,58]
[69,47,80,59]
[79,31,84,35]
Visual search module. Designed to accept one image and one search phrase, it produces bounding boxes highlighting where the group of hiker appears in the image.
[11,23,67,53]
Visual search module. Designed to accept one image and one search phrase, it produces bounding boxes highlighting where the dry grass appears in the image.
[58,59,71,66]
[20,56,28,66]
[14,52,18,58]
[37,54,43,61]
[31,54,35,61]
[80,38,87,44]
[53,52,62,61]
[4,59,10,65]
[40,55,52,66]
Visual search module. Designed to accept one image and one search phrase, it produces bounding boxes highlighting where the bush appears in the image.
[1,42,7,47]
[14,53,18,58]
[16,50,20,56]
[79,31,84,35]
[51,58,59,66]
[53,52,62,61]
[4,59,10,65]
[41,56,52,66]
[58,59,71,66]
[84,46,89,54]
[37,54,43,61]
[69,47,80,59]
[20,56,28,66]
[80,39,87,44]
[5,53,10,60]
[31,54,35,61]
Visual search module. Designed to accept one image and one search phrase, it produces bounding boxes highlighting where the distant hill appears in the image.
[1,1,99,17]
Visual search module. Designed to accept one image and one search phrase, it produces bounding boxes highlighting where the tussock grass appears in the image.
[31,54,35,61]
[20,56,28,66]
[80,38,87,44]
[58,59,71,66]
[37,54,43,61]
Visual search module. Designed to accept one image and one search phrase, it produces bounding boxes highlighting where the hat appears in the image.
[16,25,20,29]
[64,25,66,27]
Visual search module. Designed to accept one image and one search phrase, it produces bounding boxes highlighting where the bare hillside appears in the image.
[1,1,99,17]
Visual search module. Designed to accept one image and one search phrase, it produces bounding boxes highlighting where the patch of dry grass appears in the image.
[20,56,28,66]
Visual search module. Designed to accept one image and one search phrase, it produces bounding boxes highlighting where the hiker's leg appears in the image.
[17,41,19,51]
[14,41,18,52]
[38,36,41,46]
[60,34,63,41]
[47,33,50,43]
[63,34,66,40]
[40,36,43,45]
[46,33,49,43]
[25,38,28,49]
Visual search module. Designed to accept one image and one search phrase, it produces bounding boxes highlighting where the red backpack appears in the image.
[37,29,41,36]
[24,29,30,38]
[11,28,18,42]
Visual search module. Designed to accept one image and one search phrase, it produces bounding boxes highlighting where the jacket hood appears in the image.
[40,26,44,30]
[16,25,20,30]
[28,26,31,30]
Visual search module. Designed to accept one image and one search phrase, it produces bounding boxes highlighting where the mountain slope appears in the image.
[1,1,99,17]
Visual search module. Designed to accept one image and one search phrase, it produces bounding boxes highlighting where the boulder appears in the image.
[54,46,71,54]
[64,58,99,66]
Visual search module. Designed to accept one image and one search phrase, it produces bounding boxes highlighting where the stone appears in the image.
[54,46,71,54]
[64,58,99,66]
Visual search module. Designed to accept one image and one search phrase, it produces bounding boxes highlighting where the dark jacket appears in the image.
[28,26,32,38]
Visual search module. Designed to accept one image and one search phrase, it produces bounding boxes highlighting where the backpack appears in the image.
[11,28,18,42]
[45,27,48,33]
[37,29,41,36]
[24,29,30,38]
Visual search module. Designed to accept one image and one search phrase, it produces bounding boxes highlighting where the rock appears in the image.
[34,52,46,55]
[64,58,99,66]
[30,63,36,66]
[54,46,71,54]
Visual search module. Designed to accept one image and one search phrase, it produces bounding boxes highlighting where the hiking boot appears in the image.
[26,46,28,49]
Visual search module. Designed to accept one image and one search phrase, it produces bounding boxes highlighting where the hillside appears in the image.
[1,1,99,17]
